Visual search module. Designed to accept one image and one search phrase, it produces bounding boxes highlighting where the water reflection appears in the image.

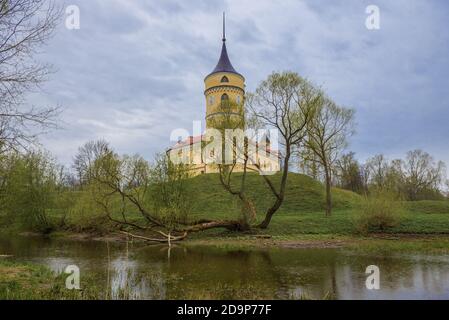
[0,236,448,300]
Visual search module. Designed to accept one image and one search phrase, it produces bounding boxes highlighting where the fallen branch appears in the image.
[119,230,188,243]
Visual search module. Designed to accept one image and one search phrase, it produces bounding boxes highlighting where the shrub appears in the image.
[0,151,62,233]
[353,194,403,234]
[65,188,110,233]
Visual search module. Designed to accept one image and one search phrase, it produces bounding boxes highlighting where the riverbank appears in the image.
[0,259,114,300]
[14,229,449,254]
[2,199,449,255]
[2,232,449,300]
[0,259,59,299]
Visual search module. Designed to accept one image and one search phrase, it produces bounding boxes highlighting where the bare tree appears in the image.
[73,139,112,186]
[365,154,390,190]
[88,147,243,243]
[365,155,405,197]
[363,151,446,200]
[445,180,449,199]
[0,0,61,153]
[303,98,355,216]
[401,149,446,200]
[335,152,365,194]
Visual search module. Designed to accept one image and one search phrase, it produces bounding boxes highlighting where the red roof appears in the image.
[168,135,280,157]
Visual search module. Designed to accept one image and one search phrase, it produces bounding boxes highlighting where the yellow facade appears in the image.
[167,18,280,176]
[204,72,245,129]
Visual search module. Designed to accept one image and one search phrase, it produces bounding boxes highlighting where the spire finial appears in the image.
[222,12,226,42]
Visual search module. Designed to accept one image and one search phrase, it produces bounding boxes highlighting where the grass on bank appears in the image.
[1,172,449,237]
[0,259,129,300]
[0,259,58,299]
[183,173,449,237]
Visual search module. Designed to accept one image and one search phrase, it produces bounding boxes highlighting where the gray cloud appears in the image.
[27,0,449,168]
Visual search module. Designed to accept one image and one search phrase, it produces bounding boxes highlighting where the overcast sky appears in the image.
[30,0,449,167]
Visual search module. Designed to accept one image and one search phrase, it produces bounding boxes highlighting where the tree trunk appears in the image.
[184,220,244,232]
[119,219,244,244]
[258,147,291,229]
[324,165,332,217]
[258,201,281,229]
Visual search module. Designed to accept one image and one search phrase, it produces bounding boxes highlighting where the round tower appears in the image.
[204,13,245,129]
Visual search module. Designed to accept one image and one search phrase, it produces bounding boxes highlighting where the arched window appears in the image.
[221,76,229,83]
[221,93,229,108]
[236,95,241,104]
[208,95,215,106]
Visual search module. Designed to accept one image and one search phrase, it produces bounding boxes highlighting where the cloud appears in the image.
[28,0,449,168]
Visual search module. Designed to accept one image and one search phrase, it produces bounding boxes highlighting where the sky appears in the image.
[29,0,449,167]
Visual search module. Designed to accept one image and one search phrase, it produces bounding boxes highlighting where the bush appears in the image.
[0,151,63,233]
[353,195,403,234]
[65,188,111,233]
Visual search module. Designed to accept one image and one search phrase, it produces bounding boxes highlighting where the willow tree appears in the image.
[246,72,321,228]
[205,72,322,229]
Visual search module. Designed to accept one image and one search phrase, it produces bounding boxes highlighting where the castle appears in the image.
[168,14,280,175]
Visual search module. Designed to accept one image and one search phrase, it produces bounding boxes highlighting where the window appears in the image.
[221,76,229,83]
[208,95,215,105]
[236,95,241,104]
[221,93,229,108]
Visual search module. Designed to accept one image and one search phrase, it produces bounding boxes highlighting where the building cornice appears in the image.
[204,85,245,96]
[206,111,243,119]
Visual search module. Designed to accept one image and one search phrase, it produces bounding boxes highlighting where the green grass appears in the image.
[404,200,449,215]
[0,259,55,299]
[0,259,123,300]
[184,173,449,237]
[186,172,361,219]
[2,172,449,238]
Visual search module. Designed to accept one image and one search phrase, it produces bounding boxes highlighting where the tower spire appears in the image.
[222,12,226,42]
[206,11,242,78]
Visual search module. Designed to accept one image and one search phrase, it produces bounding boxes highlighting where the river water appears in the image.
[1,235,448,299]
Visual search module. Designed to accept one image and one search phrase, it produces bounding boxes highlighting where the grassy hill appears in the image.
[178,172,359,237]
[186,172,361,220]
[404,200,449,215]
[4,171,448,237]
[183,172,449,237]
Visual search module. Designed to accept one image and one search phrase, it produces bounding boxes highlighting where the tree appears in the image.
[73,139,112,186]
[364,151,446,200]
[88,146,243,243]
[401,149,446,200]
[303,97,355,216]
[365,154,390,191]
[364,154,403,196]
[335,152,365,194]
[445,180,449,199]
[0,0,61,153]
[247,71,320,228]
[150,153,193,241]
[206,98,257,231]
[0,150,63,232]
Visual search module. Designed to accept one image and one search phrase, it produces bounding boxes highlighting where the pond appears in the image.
[1,235,448,299]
